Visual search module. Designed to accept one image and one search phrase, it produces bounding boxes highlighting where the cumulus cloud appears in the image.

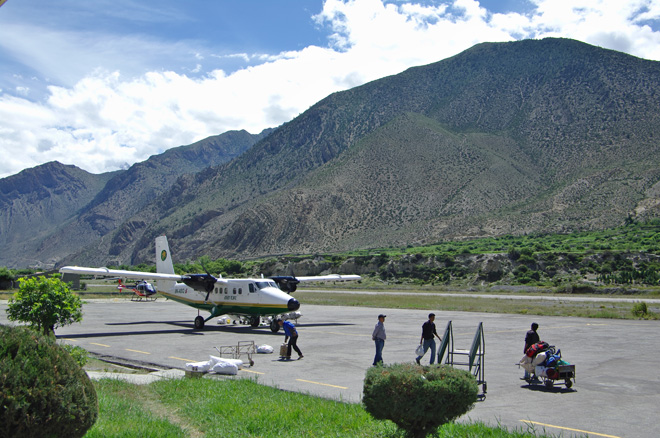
[1,0,659,178]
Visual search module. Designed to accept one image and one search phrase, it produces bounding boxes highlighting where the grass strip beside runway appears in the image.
[86,377,567,438]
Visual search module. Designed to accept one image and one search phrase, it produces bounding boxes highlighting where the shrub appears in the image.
[363,363,478,438]
[0,325,98,438]
[632,301,649,318]
[60,344,90,367]
[6,276,83,336]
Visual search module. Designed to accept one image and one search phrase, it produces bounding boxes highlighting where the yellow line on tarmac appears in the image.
[520,420,621,438]
[125,348,151,355]
[169,356,197,362]
[242,369,265,375]
[296,379,348,389]
[61,338,77,342]
[90,342,111,347]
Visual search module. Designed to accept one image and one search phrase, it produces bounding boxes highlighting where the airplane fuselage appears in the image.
[160,278,299,317]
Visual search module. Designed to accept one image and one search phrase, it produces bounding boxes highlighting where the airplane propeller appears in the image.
[269,275,300,293]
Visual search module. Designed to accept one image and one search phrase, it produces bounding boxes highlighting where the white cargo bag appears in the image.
[185,360,211,372]
[209,355,243,369]
[211,361,239,375]
[535,365,548,378]
[257,344,274,354]
[532,351,547,366]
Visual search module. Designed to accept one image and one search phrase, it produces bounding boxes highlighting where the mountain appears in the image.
[5,38,660,268]
[59,37,660,267]
[0,162,116,267]
[0,129,271,268]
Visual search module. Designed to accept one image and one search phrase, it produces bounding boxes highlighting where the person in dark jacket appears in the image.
[523,322,540,380]
[415,313,442,365]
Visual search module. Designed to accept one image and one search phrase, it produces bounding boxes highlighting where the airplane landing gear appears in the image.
[270,319,280,333]
[250,316,260,327]
[194,315,205,330]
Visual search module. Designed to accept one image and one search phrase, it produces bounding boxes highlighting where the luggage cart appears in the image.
[214,341,256,366]
[520,344,576,389]
[541,363,575,388]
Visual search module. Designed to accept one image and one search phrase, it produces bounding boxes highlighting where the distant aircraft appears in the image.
[60,236,360,332]
[117,279,157,301]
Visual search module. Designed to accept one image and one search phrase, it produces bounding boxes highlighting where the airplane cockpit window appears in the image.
[255,281,278,289]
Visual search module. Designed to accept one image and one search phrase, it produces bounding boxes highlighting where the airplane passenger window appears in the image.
[233,288,236,294]
[239,288,242,294]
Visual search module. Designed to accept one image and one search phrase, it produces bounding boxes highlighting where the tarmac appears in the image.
[1,297,658,438]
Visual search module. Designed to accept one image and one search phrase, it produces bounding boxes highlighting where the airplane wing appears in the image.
[59,266,183,282]
[295,274,362,282]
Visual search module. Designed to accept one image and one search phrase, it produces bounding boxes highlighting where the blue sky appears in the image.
[1,0,659,178]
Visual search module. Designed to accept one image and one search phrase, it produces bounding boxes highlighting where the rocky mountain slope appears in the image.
[99,37,659,266]
[4,38,660,268]
[0,130,270,267]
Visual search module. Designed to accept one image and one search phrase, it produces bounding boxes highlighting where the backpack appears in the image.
[526,341,549,357]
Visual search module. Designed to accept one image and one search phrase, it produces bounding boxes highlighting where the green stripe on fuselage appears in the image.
[158,290,289,316]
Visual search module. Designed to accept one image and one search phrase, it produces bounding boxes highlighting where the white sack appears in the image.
[185,361,211,372]
[257,344,274,354]
[535,366,548,378]
[519,355,535,373]
[211,362,238,375]
[532,351,547,366]
[209,355,243,369]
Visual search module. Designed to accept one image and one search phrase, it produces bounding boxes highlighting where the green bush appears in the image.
[60,344,90,367]
[363,363,478,438]
[632,301,649,318]
[0,325,98,438]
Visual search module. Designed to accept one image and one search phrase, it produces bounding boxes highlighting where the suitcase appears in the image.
[279,343,289,358]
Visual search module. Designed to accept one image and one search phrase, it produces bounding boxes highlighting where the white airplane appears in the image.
[59,236,361,332]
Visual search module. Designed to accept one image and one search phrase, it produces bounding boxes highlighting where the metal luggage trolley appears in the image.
[539,347,576,389]
[214,341,256,367]
[437,321,487,400]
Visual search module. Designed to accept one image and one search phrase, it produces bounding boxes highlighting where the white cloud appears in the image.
[1,0,659,178]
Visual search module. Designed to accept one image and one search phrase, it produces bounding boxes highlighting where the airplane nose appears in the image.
[288,298,300,311]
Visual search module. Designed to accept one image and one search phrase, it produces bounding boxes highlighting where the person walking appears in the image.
[522,322,540,380]
[372,314,386,366]
[415,313,442,365]
[278,318,303,360]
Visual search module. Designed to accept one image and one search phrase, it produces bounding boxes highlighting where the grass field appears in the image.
[86,377,563,438]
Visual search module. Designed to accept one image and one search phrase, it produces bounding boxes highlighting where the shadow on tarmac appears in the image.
[521,383,577,394]
[57,321,356,339]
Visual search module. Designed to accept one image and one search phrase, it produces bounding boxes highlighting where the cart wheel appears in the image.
[544,379,554,388]
[249,359,255,367]
[565,379,573,389]
[482,382,487,393]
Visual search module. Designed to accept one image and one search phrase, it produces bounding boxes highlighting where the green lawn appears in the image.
[86,377,563,438]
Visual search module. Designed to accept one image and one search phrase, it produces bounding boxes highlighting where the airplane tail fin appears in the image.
[155,236,176,291]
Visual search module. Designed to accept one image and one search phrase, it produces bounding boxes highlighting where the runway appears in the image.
[1,299,657,437]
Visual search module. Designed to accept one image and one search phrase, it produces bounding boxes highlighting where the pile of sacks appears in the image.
[185,355,244,375]
[519,342,568,380]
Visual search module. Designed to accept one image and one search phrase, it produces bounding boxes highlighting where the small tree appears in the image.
[6,276,83,336]
[363,363,478,438]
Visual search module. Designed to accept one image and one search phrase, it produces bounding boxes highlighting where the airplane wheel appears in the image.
[250,316,260,327]
[270,319,280,333]
[194,315,205,330]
